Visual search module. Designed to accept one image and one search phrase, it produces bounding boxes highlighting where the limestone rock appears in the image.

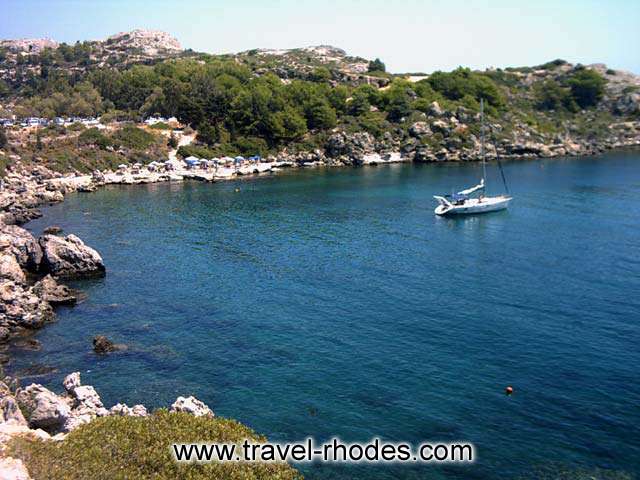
[0,37,58,53]
[62,372,81,394]
[110,403,148,417]
[43,226,63,235]
[431,120,450,134]
[0,281,54,330]
[0,225,42,272]
[72,385,105,412]
[325,132,376,164]
[614,92,640,114]
[0,254,26,285]
[427,101,444,117]
[39,234,105,279]
[170,396,214,417]
[0,457,31,480]
[16,384,70,431]
[62,414,93,432]
[32,275,77,305]
[106,29,182,56]
[409,122,431,138]
[0,396,28,425]
[92,335,121,354]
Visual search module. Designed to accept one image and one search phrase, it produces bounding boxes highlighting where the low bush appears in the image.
[149,121,172,130]
[112,125,155,150]
[9,410,302,480]
[78,127,113,149]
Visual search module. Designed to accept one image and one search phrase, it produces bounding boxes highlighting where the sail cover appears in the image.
[458,179,485,196]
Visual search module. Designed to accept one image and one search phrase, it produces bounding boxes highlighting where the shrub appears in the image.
[9,410,301,480]
[100,110,141,124]
[310,67,331,82]
[368,58,386,73]
[78,127,113,149]
[356,111,391,138]
[67,122,86,132]
[427,67,504,107]
[534,80,577,112]
[177,144,216,159]
[0,127,7,149]
[112,125,155,149]
[305,100,337,130]
[567,69,606,108]
[149,121,171,130]
[348,90,371,116]
[233,135,269,156]
[537,59,568,70]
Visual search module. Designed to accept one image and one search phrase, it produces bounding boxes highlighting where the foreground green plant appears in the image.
[9,410,302,480]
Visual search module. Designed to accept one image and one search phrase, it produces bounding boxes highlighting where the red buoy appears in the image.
[505,386,514,396]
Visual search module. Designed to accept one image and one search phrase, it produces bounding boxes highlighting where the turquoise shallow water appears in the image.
[11,151,640,479]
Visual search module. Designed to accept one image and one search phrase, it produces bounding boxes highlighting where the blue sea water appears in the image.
[10,151,640,479]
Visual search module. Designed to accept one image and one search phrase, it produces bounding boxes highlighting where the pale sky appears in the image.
[2,0,639,73]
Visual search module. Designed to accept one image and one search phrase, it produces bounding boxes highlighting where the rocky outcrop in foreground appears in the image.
[0,372,213,479]
[0,165,66,226]
[0,220,104,349]
[39,234,105,279]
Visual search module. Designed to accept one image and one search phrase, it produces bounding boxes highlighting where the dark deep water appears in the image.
[11,151,640,479]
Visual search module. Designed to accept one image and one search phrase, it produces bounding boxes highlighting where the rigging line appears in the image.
[496,155,510,194]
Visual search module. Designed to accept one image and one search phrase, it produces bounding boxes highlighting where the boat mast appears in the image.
[480,98,487,189]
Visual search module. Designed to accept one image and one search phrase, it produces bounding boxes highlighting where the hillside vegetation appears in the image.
[1,30,639,171]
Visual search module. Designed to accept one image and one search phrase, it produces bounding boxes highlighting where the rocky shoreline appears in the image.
[1,131,639,350]
[0,131,639,478]
[0,127,639,352]
[0,223,104,350]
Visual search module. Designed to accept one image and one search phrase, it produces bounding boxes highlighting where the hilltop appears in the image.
[0,29,390,90]
[0,30,639,175]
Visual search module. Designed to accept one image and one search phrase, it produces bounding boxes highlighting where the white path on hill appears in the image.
[168,132,196,162]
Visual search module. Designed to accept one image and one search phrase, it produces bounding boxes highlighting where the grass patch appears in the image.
[9,410,302,480]
[149,122,172,130]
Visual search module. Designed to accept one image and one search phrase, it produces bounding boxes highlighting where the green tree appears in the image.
[368,58,386,73]
[384,81,414,121]
[305,100,337,130]
[567,69,606,108]
[386,95,412,122]
[140,86,167,117]
[428,67,503,107]
[196,122,219,145]
[348,90,371,116]
[327,85,349,114]
[168,133,178,149]
[534,80,576,111]
[311,67,332,82]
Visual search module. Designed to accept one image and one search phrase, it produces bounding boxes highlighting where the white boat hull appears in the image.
[434,196,512,216]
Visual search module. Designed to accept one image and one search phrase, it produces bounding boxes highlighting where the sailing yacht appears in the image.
[434,99,512,216]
